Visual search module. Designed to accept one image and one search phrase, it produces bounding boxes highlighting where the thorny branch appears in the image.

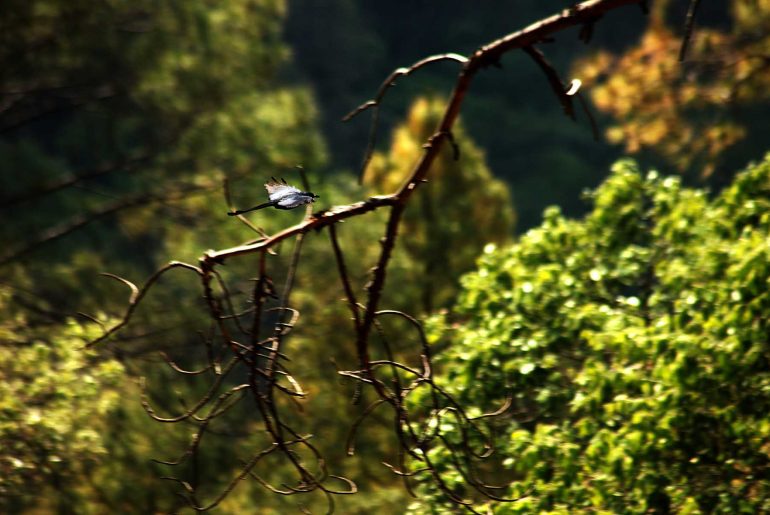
[87,0,649,511]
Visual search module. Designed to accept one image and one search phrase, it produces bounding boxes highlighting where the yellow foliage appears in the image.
[575,0,770,176]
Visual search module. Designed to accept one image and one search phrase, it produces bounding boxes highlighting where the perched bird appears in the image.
[228,177,319,215]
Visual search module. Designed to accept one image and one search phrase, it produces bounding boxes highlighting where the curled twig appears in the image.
[88,261,202,347]
[342,53,469,183]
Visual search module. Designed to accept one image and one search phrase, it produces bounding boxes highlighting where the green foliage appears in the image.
[0,288,124,512]
[411,156,770,513]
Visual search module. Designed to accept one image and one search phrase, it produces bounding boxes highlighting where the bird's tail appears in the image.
[228,201,275,216]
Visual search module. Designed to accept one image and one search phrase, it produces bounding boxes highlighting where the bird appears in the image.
[228,177,319,215]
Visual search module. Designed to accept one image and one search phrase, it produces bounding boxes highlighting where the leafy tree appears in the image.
[576,0,770,177]
[366,97,515,312]
[0,287,123,513]
[411,155,770,513]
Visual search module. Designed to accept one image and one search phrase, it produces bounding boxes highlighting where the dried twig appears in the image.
[87,261,202,347]
[329,223,361,330]
[679,0,703,62]
[342,53,469,183]
[523,45,575,120]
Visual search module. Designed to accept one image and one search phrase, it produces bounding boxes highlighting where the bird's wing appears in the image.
[265,178,301,202]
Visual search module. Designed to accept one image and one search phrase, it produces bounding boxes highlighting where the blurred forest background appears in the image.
[1,0,769,513]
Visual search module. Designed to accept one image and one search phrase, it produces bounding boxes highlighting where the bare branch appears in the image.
[342,53,469,123]
[100,272,140,304]
[204,194,398,264]
[204,0,643,269]
[679,0,703,62]
[575,90,601,141]
[342,53,468,182]
[523,45,575,120]
[329,224,361,331]
[87,261,202,347]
